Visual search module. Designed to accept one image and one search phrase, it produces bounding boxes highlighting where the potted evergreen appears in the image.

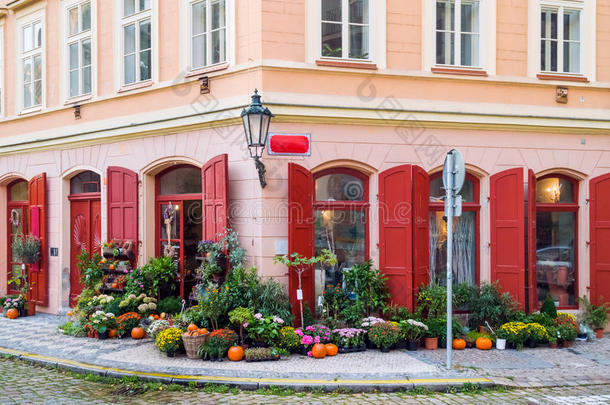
[12,234,41,264]
[579,296,609,339]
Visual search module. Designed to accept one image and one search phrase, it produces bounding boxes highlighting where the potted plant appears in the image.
[557,323,577,347]
[399,319,428,351]
[244,312,285,347]
[368,322,401,352]
[90,310,116,339]
[155,327,184,357]
[526,323,550,347]
[228,307,253,345]
[9,266,35,316]
[497,322,529,350]
[12,234,41,264]
[198,329,238,361]
[3,295,25,318]
[547,326,559,348]
[295,324,332,356]
[579,296,609,339]
[331,328,367,352]
[495,328,508,350]
[424,317,445,350]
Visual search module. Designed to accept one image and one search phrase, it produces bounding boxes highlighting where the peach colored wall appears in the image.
[97,0,115,96]
[496,0,528,76]
[386,0,421,70]
[261,0,305,61]
[236,0,263,65]
[598,0,610,82]
[159,0,180,82]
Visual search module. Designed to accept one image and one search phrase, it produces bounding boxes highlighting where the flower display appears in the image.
[89,311,116,334]
[116,312,141,337]
[155,327,183,354]
[3,296,24,310]
[295,324,332,350]
[245,313,285,346]
[278,326,301,351]
[498,322,529,349]
[368,322,401,350]
[119,294,157,316]
[398,319,429,341]
[360,316,385,328]
[555,312,580,333]
[526,322,550,343]
[146,319,170,340]
[332,328,367,348]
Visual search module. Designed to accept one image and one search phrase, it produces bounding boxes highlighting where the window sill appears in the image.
[64,94,92,106]
[431,66,488,77]
[185,63,229,78]
[18,106,42,116]
[537,73,589,83]
[118,80,154,93]
[315,59,377,70]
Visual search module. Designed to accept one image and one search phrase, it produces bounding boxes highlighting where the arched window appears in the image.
[7,180,28,294]
[428,173,480,287]
[70,171,101,194]
[535,174,578,308]
[158,166,202,196]
[313,168,369,298]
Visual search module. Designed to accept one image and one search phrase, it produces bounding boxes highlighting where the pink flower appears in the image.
[314,336,320,344]
[301,335,313,345]
[307,351,313,357]
[254,313,263,320]
[243,322,249,328]
[123,269,128,274]
[295,329,304,337]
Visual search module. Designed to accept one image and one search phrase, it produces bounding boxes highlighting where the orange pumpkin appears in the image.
[131,327,145,339]
[6,308,18,319]
[199,328,208,335]
[111,282,119,289]
[153,314,160,320]
[452,338,466,350]
[475,337,492,350]
[67,310,74,317]
[108,329,117,338]
[312,343,327,359]
[325,343,338,356]
[228,346,244,361]
[187,323,198,332]
[109,264,115,270]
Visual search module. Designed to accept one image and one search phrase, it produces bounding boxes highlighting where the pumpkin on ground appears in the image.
[475,337,492,350]
[325,343,338,356]
[108,329,117,338]
[312,343,327,359]
[6,308,18,319]
[187,323,198,332]
[452,338,466,350]
[131,327,145,339]
[228,346,244,361]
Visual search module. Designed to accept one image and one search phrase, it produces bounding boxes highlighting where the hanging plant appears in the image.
[12,234,41,264]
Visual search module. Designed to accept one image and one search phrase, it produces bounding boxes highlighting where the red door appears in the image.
[69,198,101,305]
[28,174,48,306]
[527,169,537,312]
[589,174,610,306]
[412,165,430,300]
[490,168,525,308]
[202,154,229,241]
[107,167,139,261]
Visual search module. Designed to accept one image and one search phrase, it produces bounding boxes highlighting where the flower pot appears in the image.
[549,341,558,349]
[26,301,36,316]
[526,339,537,348]
[561,340,571,348]
[102,247,114,258]
[595,328,604,339]
[425,337,438,350]
[478,326,486,334]
[439,339,447,349]
[98,331,108,340]
[19,308,27,318]
[407,340,419,351]
[380,346,391,353]
[496,338,506,350]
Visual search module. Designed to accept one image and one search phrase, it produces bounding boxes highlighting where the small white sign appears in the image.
[274,239,289,255]
[296,289,303,301]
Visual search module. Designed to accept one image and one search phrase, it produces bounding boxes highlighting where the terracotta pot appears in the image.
[561,340,571,348]
[26,301,36,316]
[549,342,558,349]
[595,328,604,339]
[478,326,486,334]
[556,266,568,286]
[425,337,438,350]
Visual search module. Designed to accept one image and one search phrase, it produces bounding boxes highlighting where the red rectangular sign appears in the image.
[268,133,311,156]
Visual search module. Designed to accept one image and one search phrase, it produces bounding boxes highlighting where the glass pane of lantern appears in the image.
[247,114,262,146]
[315,173,365,201]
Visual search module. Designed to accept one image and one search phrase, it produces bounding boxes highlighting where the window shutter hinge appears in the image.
[586,241,590,247]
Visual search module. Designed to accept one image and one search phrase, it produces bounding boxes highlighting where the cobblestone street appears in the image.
[1,357,610,405]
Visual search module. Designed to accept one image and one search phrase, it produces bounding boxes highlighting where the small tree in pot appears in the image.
[579,295,609,339]
[12,234,41,264]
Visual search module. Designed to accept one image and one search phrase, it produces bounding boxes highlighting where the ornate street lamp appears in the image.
[241,89,273,188]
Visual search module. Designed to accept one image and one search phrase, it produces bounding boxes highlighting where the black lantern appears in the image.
[241,89,273,188]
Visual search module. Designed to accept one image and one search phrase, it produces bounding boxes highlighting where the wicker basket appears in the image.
[182,332,209,359]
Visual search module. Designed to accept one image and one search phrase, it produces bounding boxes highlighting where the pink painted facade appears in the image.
[0,0,607,315]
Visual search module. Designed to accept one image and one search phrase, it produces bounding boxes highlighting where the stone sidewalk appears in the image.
[1,314,609,390]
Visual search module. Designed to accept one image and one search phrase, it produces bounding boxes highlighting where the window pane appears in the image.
[349,24,368,59]
[564,41,580,73]
[436,0,454,31]
[23,57,32,83]
[192,1,206,35]
[314,209,366,296]
[541,39,557,71]
[23,25,33,51]
[139,19,151,50]
[82,39,91,66]
[34,80,42,105]
[564,10,580,41]
[211,0,225,30]
[160,204,181,240]
[70,171,101,194]
[536,177,575,203]
[23,84,32,108]
[536,211,576,307]
[69,7,79,35]
[315,173,365,201]
[124,23,136,54]
[349,0,368,24]
[83,66,92,94]
[322,0,341,22]
[69,42,79,70]
[541,9,557,39]
[461,33,479,66]
[461,2,478,33]
[211,29,225,64]
[192,34,206,68]
[34,22,42,48]
[429,211,476,286]
[139,49,151,81]
[430,176,474,202]
[124,54,136,84]
[124,0,135,16]
[436,31,455,64]
[33,55,41,80]
[322,22,342,57]
[70,70,79,97]
[139,0,151,12]
[159,167,202,195]
[82,2,91,31]
[9,181,28,201]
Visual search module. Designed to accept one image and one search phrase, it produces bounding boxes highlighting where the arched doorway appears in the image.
[69,171,102,304]
[6,179,29,295]
[155,165,203,300]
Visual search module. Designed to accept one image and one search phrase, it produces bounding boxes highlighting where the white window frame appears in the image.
[62,0,96,101]
[115,0,158,88]
[189,0,227,70]
[528,0,594,80]
[423,0,496,74]
[321,0,372,61]
[17,9,45,113]
[305,0,385,67]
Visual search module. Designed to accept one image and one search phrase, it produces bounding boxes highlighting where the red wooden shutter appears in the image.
[412,165,430,301]
[28,173,47,306]
[589,174,610,306]
[107,167,139,257]
[490,168,525,307]
[379,165,414,308]
[202,154,229,242]
[527,169,537,312]
[288,163,315,321]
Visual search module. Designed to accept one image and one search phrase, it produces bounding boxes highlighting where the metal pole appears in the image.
[446,152,454,370]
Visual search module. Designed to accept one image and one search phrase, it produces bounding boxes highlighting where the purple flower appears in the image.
[139,284,144,288]
[307,351,313,357]
[254,313,263,320]
[243,322,249,328]
[123,269,128,274]
[314,336,320,344]
[301,335,313,345]
[295,329,304,337]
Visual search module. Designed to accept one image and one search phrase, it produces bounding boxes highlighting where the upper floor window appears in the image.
[67,1,92,98]
[436,0,480,67]
[540,4,581,74]
[122,0,152,85]
[21,20,43,109]
[190,0,226,70]
[321,0,370,60]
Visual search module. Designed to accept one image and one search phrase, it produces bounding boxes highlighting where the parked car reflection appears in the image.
[536,246,574,306]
